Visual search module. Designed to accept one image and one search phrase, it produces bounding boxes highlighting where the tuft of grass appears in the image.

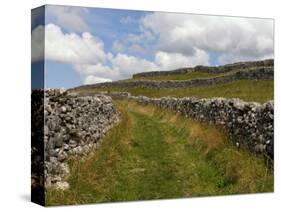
[81,80,273,103]
[46,100,273,206]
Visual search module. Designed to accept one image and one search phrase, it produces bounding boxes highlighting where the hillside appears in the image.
[132,59,273,79]
[46,59,274,206]
[70,59,274,103]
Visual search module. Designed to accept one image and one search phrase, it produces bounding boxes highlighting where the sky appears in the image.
[31,5,274,88]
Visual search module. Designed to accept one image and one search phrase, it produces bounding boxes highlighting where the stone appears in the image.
[49,156,57,163]
[57,151,68,162]
[59,163,70,177]
[48,149,57,157]
[233,101,245,110]
[55,181,69,190]
[258,135,264,142]
[237,116,243,123]
[47,120,56,131]
[65,116,72,123]
[254,144,265,153]
[69,139,77,148]
[61,106,67,113]
[45,105,52,114]
[54,133,63,148]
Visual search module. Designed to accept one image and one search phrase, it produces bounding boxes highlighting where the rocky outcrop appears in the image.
[74,66,273,90]
[32,89,119,190]
[129,95,274,159]
[133,59,273,78]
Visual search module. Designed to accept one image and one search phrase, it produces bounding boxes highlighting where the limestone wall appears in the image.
[32,89,119,190]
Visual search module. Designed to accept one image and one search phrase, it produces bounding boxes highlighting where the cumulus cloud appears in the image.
[74,52,162,84]
[74,63,120,81]
[33,24,159,83]
[111,53,158,78]
[111,32,156,56]
[32,23,111,84]
[155,49,209,70]
[32,23,107,64]
[46,5,90,33]
[32,12,274,86]
[83,75,112,84]
[141,13,274,64]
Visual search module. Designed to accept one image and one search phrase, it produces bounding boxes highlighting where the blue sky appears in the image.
[31,5,274,88]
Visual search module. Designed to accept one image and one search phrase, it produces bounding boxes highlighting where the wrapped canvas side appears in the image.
[31,5,45,206]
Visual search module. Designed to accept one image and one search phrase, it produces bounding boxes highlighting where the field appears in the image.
[78,80,273,103]
[130,68,258,81]
[46,100,273,206]
[46,61,274,206]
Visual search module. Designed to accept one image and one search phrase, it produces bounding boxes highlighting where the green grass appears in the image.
[46,100,273,206]
[130,67,262,81]
[132,72,225,81]
[80,80,273,103]
[131,70,231,81]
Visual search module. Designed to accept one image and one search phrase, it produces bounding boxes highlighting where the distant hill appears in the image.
[132,59,273,79]
[69,59,274,103]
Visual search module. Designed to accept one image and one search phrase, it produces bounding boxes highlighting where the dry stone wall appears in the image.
[128,95,274,159]
[133,59,273,78]
[75,66,273,90]
[32,89,119,190]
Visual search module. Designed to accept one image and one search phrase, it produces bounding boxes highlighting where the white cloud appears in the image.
[74,53,159,83]
[111,53,158,78]
[46,5,90,33]
[218,52,274,64]
[32,14,167,85]
[155,49,209,70]
[32,23,112,84]
[111,32,156,56]
[32,23,107,64]
[74,63,120,81]
[83,75,112,85]
[141,12,274,64]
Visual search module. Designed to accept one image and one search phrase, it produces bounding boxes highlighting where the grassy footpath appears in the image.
[46,100,273,206]
[81,80,273,103]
